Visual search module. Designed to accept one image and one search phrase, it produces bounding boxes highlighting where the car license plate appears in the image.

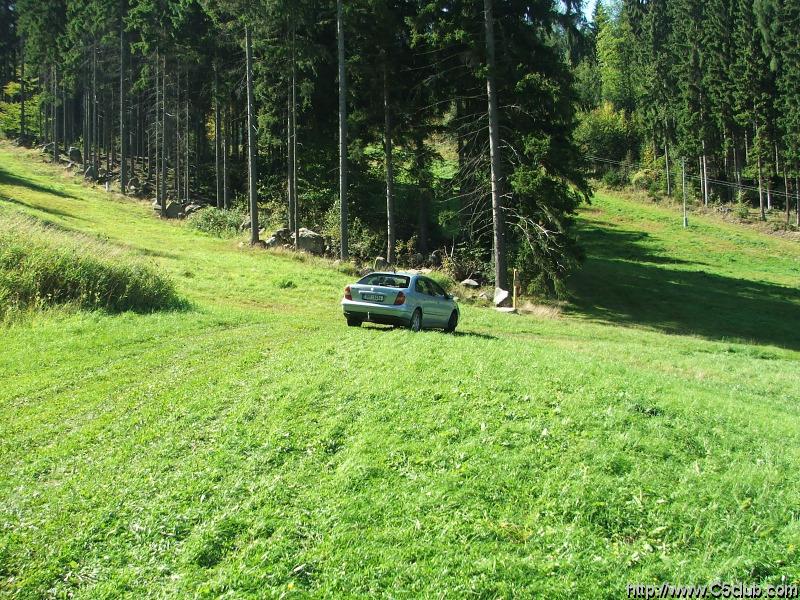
[362,293,384,302]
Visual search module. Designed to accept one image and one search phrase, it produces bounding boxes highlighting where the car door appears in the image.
[414,277,438,327]
[424,278,450,326]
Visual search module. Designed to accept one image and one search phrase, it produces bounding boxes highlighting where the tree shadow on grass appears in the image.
[568,224,800,351]
[0,165,79,201]
[0,195,83,221]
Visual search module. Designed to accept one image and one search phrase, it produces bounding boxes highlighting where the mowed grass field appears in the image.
[1,141,799,598]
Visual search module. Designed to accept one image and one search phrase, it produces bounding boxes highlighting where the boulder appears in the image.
[273,227,293,245]
[374,256,389,271]
[410,252,425,267]
[297,228,325,255]
[184,204,202,217]
[264,236,280,249]
[494,287,510,307]
[84,166,97,180]
[68,146,83,163]
[461,278,479,288]
[164,202,182,219]
[429,250,443,268]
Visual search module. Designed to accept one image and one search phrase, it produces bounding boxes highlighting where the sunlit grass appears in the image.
[0,142,798,598]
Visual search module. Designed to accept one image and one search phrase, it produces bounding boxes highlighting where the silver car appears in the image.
[342,272,460,332]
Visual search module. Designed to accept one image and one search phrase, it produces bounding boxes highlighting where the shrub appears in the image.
[0,213,183,316]
[186,207,247,238]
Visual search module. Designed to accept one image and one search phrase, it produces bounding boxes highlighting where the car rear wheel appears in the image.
[346,316,362,327]
[445,310,458,333]
[409,309,422,332]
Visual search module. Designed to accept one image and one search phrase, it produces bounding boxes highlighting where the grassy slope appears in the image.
[1,143,799,598]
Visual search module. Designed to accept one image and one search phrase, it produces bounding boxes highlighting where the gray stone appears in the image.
[411,252,425,267]
[84,166,97,180]
[264,236,279,248]
[184,204,202,217]
[68,146,83,163]
[297,228,325,255]
[374,256,389,271]
[164,202,182,219]
[461,278,479,288]
[429,250,443,268]
[494,287,510,307]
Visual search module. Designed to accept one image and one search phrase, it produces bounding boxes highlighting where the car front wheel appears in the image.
[409,309,422,332]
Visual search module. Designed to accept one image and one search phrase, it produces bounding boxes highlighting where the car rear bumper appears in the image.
[342,300,414,326]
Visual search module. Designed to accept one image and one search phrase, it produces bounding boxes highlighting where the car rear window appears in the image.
[358,273,410,288]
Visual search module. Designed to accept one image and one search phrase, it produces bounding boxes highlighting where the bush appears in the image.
[186,207,247,238]
[601,168,629,189]
[0,214,183,315]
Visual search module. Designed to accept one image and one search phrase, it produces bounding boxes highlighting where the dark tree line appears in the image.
[576,0,800,225]
[1,0,591,295]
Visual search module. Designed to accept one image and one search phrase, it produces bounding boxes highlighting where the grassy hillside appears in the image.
[1,142,799,598]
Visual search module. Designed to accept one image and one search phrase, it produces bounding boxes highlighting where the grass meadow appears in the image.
[1,142,799,598]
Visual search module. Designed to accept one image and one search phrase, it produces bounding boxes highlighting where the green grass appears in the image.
[0,212,181,317]
[1,142,799,598]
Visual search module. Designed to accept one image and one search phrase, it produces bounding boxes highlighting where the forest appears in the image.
[0,0,798,297]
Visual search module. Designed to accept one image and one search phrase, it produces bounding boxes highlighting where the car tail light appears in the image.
[394,291,406,305]
[344,285,352,300]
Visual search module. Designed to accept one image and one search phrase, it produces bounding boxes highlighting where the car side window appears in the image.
[428,280,446,297]
[415,278,429,295]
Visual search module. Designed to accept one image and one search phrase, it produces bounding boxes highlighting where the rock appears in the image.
[461,278,479,288]
[429,250,443,268]
[252,239,267,249]
[478,292,489,301]
[164,202,182,219]
[127,176,140,190]
[68,146,83,163]
[84,166,97,180]
[297,228,325,255]
[184,204,202,217]
[273,227,293,244]
[40,142,55,154]
[152,203,163,213]
[374,256,389,271]
[494,287,510,307]
[240,218,251,232]
[411,252,425,267]
[264,236,279,248]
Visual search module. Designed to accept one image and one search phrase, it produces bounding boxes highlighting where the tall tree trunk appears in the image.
[796,174,799,228]
[245,25,259,245]
[757,153,765,221]
[214,62,222,208]
[664,140,671,196]
[766,169,772,211]
[19,44,25,138]
[337,0,348,260]
[93,47,99,174]
[415,136,429,254]
[287,79,295,233]
[291,24,298,247]
[223,104,229,209]
[120,18,128,194]
[160,54,167,217]
[184,79,189,203]
[784,168,790,225]
[383,62,396,264]
[175,72,180,196]
[52,65,58,164]
[483,0,507,291]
